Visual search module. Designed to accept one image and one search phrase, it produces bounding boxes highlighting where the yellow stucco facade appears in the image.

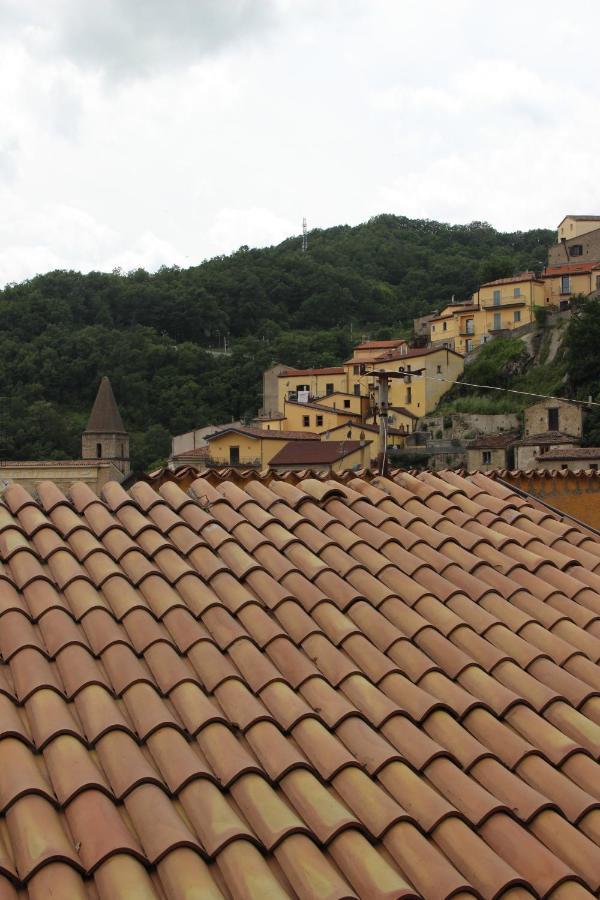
[557,216,600,242]
[205,429,318,467]
[542,268,600,304]
[429,275,546,354]
[315,392,369,417]
[323,421,405,451]
[277,368,347,412]
[283,400,361,434]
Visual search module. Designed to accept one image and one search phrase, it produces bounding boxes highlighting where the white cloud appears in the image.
[0,0,599,285]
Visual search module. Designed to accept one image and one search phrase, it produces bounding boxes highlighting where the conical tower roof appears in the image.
[84,376,126,434]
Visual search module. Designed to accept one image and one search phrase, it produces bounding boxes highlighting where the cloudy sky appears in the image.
[1,0,599,284]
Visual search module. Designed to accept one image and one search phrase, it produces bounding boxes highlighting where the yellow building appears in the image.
[204,425,319,467]
[283,399,362,433]
[323,420,406,450]
[352,338,408,361]
[269,439,372,473]
[277,367,347,412]
[429,273,547,354]
[541,262,600,307]
[314,391,369,418]
[557,215,600,242]
[429,302,482,353]
[360,346,464,417]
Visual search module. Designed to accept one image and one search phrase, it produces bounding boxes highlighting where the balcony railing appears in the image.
[205,457,261,469]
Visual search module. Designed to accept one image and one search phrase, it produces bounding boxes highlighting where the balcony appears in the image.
[205,457,261,469]
[482,300,526,311]
[459,327,475,337]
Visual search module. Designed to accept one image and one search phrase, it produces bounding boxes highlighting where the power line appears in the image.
[426,374,600,407]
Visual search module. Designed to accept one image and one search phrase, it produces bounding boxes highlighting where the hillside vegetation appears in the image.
[0,215,554,468]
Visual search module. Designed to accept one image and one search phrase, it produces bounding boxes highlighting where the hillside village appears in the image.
[168,214,600,478]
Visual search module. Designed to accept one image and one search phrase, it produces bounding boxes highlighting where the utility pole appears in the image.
[302,217,308,252]
[368,367,426,476]
[376,371,389,476]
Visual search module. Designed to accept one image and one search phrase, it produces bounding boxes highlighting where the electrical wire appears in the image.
[425,375,600,407]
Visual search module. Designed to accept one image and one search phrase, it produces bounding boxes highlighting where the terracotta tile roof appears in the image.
[373,346,464,363]
[536,447,600,461]
[430,304,479,321]
[205,425,320,442]
[468,432,519,450]
[354,339,408,349]
[514,432,580,447]
[543,262,600,276]
[480,272,541,287]
[269,439,370,465]
[279,367,346,377]
[0,470,600,897]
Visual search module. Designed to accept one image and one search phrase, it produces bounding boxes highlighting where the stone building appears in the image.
[466,432,517,472]
[523,398,583,440]
[82,376,130,476]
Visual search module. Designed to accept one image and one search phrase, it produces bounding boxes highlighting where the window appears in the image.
[548,407,559,431]
[466,339,473,352]
[436,365,442,373]
[353,383,361,396]
[514,310,521,322]
[325,383,334,395]
[406,386,412,404]
[493,289,501,305]
[296,383,309,392]
[561,275,570,294]
[120,443,124,456]
[229,446,240,465]
[432,324,435,332]
[514,287,521,298]
[344,399,351,408]
[596,275,600,290]
[569,244,583,257]
[561,463,568,470]
[407,364,411,372]
[482,451,492,465]
[316,415,323,427]
[353,365,360,375]
[493,312,501,330]
[96,443,102,459]
[590,463,598,471]
[302,415,310,427]
[442,321,447,331]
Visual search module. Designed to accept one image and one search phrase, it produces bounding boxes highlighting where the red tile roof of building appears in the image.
[468,431,519,449]
[269,439,369,465]
[0,469,600,897]
[373,346,464,363]
[513,431,579,447]
[543,262,600,276]
[205,425,320,442]
[430,303,479,321]
[354,338,408,349]
[278,366,346,377]
[480,271,541,287]
[535,446,600,461]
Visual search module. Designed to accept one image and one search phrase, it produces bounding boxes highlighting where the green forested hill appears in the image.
[0,215,554,468]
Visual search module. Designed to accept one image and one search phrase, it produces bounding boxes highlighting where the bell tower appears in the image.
[82,376,130,475]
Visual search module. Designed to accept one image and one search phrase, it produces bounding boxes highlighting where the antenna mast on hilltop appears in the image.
[302,217,308,252]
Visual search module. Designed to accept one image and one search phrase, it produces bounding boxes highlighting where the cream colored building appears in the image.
[557,215,600,242]
[0,460,123,495]
[0,376,130,497]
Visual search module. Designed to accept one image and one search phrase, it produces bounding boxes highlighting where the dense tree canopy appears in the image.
[0,215,554,468]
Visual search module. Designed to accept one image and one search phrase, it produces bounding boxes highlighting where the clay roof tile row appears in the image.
[0,468,598,898]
